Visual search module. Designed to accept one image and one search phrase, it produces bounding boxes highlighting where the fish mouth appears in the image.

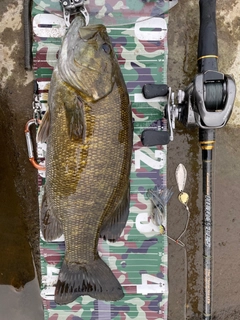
[78,24,106,40]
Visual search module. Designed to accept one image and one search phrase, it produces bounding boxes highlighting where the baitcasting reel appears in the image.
[141,70,236,145]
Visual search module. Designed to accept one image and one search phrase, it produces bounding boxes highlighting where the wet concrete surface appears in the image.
[0,0,240,320]
[167,1,240,319]
[167,125,240,320]
[0,105,35,288]
[0,0,40,282]
[0,1,43,318]
[0,278,43,320]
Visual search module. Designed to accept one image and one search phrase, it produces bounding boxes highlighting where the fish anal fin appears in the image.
[100,185,130,242]
[64,96,86,141]
[40,190,63,241]
[55,257,124,304]
[37,109,50,143]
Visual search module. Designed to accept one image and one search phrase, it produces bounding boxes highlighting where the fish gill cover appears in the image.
[32,0,178,319]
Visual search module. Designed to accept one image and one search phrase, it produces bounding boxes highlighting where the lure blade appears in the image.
[175,163,187,192]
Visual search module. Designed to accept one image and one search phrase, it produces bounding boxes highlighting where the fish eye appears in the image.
[102,43,111,54]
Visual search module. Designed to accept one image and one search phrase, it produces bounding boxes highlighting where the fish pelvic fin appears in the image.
[55,257,124,305]
[37,109,50,143]
[40,190,63,241]
[64,96,86,142]
[100,184,130,242]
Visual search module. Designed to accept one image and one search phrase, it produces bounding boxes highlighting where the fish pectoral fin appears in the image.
[40,189,63,241]
[64,96,86,141]
[55,257,124,304]
[100,184,130,242]
[37,109,50,143]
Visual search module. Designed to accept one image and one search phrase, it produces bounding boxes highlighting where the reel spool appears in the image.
[190,70,236,129]
[142,70,236,143]
[204,82,224,111]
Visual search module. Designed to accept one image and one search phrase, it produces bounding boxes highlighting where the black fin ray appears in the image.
[64,96,86,141]
[100,184,130,242]
[55,257,124,304]
[40,189,63,241]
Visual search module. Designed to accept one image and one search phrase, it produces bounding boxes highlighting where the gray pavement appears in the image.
[0,277,44,320]
[167,1,240,319]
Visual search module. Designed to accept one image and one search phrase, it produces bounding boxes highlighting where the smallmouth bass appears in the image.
[37,17,133,304]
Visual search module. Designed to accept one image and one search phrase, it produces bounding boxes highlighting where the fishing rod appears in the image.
[142,0,236,319]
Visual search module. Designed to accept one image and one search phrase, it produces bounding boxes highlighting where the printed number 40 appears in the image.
[137,274,167,295]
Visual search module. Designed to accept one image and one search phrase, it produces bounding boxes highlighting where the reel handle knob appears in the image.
[142,84,169,99]
[141,130,170,146]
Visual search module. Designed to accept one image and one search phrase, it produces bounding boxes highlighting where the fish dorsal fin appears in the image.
[37,109,50,143]
[64,96,86,142]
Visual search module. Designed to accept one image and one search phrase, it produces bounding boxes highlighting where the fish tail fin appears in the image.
[40,190,63,241]
[55,257,124,305]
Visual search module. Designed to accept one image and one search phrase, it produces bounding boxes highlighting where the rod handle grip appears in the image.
[198,0,218,72]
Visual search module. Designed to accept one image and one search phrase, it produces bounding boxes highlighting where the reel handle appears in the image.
[141,84,170,146]
[198,0,218,72]
[142,84,169,99]
[141,130,170,146]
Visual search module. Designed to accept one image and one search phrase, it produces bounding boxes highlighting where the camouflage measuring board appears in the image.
[32,0,178,319]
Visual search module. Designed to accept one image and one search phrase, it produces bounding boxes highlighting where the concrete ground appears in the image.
[167,1,240,319]
[0,1,240,319]
[0,1,43,319]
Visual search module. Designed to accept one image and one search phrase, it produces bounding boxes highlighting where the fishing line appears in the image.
[150,196,190,320]
[167,205,190,248]
[166,203,189,320]
[147,163,190,320]
[204,83,223,111]
[168,163,190,320]
[148,197,189,319]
